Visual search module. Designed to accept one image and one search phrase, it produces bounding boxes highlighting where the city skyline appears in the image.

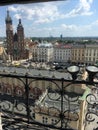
[0,0,98,37]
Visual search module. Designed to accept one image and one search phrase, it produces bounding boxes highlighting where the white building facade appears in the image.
[37,42,53,62]
[85,44,98,65]
[30,42,98,65]
[53,44,72,63]
[31,41,53,62]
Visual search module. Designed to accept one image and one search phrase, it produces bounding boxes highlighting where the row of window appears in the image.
[73,57,96,62]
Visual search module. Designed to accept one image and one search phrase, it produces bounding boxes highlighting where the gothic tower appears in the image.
[17,19,25,59]
[5,10,13,56]
[5,11,29,61]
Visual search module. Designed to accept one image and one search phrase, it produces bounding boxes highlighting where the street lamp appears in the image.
[86,66,98,82]
[67,65,80,80]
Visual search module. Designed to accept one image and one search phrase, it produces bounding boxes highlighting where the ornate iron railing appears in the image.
[0,71,97,130]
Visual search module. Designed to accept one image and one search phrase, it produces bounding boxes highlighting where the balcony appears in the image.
[0,66,97,130]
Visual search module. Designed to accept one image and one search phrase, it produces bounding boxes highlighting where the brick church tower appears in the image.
[5,10,28,61]
[5,10,13,57]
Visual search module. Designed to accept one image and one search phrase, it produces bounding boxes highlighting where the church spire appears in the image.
[5,10,12,24]
[17,19,23,28]
[19,19,21,24]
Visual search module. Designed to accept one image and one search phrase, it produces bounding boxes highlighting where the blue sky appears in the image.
[0,0,98,37]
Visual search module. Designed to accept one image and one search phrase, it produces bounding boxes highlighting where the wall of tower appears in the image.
[6,29,13,55]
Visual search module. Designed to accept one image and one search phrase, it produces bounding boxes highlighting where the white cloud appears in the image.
[7,0,94,25]
[62,0,94,18]
[34,18,50,24]
[14,14,21,19]
[8,6,18,12]
[8,3,60,23]
[60,20,98,37]
[80,0,93,15]
[61,24,77,30]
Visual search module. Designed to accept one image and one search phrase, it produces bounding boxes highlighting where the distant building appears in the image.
[53,44,72,63]
[37,41,53,62]
[71,44,85,64]
[85,44,98,65]
[30,41,53,62]
[5,10,29,61]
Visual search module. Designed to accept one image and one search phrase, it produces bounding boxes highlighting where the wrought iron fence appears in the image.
[0,69,97,130]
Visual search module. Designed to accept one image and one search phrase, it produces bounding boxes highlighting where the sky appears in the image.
[0,0,98,37]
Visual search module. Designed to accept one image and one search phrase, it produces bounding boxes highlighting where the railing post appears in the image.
[25,73,30,125]
[60,78,64,129]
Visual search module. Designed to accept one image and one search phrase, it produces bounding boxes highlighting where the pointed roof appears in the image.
[14,32,18,42]
[17,19,23,28]
[5,10,12,24]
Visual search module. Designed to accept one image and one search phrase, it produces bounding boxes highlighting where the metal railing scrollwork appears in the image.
[0,65,97,130]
